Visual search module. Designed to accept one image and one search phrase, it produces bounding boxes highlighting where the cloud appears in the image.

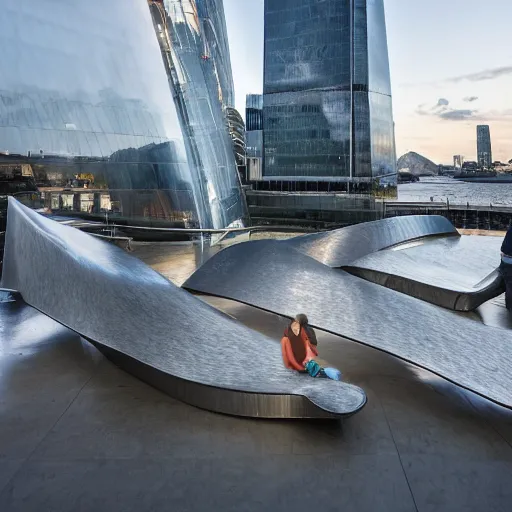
[416,99,451,116]
[463,96,478,103]
[438,109,476,121]
[448,66,512,83]
[416,99,479,121]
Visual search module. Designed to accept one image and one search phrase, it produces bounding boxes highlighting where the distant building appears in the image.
[477,126,492,168]
[246,94,263,131]
[246,95,263,182]
[453,155,464,169]
[462,161,479,171]
[262,0,396,193]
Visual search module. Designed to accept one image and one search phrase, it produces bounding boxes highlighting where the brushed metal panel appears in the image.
[286,215,459,267]
[1,199,366,418]
[344,236,504,311]
[184,239,512,409]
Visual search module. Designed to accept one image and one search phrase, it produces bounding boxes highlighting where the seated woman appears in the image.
[281,316,318,371]
[281,314,342,381]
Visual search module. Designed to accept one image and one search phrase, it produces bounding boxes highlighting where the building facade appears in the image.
[0,0,249,231]
[453,155,464,169]
[477,125,492,168]
[1,0,213,227]
[246,95,264,182]
[149,0,248,228]
[262,0,396,193]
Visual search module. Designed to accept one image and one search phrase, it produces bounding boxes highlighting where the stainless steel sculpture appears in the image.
[286,215,459,267]
[149,0,249,229]
[1,198,366,418]
[184,236,512,409]
[344,235,504,311]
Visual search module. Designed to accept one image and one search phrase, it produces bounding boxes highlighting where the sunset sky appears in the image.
[224,0,512,164]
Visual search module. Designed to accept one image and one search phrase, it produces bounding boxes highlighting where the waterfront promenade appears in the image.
[384,201,512,231]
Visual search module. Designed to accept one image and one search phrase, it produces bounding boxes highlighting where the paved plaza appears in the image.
[1,294,511,512]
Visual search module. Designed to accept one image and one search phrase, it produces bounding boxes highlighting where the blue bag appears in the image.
[304,360,323,377]
[324,367,342,381]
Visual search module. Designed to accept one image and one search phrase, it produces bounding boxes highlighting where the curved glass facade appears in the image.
[149,0,248,228]
[263,0,396,192]
[0,0,210,227]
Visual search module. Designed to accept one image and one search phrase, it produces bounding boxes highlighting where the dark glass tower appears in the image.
[262,0,396,191]
[477,125,492,168]
[246,95,264,182]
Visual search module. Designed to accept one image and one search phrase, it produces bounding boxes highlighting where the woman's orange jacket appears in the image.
[281,325,318,371]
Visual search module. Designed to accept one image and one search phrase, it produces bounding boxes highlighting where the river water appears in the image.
[398,177,512,206]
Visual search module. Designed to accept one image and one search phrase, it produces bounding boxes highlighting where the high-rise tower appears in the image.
[262,0,396,192]
[477,125,492,168]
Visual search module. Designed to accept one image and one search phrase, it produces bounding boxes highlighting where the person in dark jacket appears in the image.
[500,224,512,311]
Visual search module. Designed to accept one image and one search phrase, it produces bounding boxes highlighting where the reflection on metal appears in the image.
[149,0,249,229]
[344,236,504,311]
[1,199,366,418]
[345,266,503,312]
[0,0,206,227]
[286,215,459,267]
[184,238,512,409]
[0,289,20,303]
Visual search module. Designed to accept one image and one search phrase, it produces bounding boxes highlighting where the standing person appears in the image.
[500,224,512,311]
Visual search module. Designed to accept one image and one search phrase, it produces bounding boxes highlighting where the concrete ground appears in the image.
[1,294,512,512]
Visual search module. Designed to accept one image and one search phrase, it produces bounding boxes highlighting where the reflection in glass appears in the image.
[0,0,206,227]
[149,0,249,228]
[0,0,249,230]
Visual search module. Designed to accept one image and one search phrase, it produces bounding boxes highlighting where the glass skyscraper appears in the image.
[1,0,204,227]
[477,125,492,168]
[262,0,396,192]
[0,0,247,232]
[246,95,263,181]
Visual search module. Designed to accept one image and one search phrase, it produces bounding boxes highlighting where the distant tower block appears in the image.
[453,155,464,169]
[477,125,492,168]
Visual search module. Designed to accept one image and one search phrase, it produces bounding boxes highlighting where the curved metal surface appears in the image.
[1,198,366,418]
[184,239,512,409]
[285,215,459,267]
[344,236,504,311]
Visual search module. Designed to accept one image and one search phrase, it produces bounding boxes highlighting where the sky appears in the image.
[223,0,512,164]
